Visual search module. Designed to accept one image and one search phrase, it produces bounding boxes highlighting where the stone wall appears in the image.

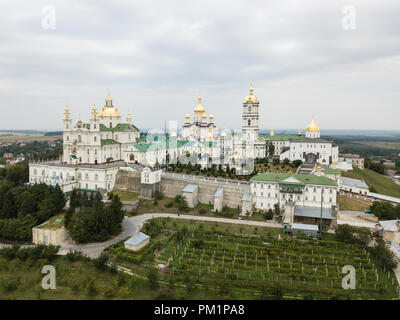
[114,168,141,192]
[161,177,249,209]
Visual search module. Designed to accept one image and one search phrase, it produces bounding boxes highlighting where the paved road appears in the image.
[58,213,282,258]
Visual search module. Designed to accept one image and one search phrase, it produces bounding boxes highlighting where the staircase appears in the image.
[297,162,316,175]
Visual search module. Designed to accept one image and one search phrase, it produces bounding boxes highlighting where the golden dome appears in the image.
[99,106,121,117]
[63,105,72,121]
[90,104,98,121]
[317,165,321,171]
[298,129,302,135]
[202,114,207,119]
[185,113,190,119]
[194,96,206,114]
[126,111,131,122]
[306,116,320,132]
[244,81,258,103]
[221,128,227,137]
[99,92,121,117]
[209,114,214,119]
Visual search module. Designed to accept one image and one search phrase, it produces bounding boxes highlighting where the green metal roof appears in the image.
[101,139,121,146]
[132,139,195,153]
[100,123,139,132]
[325,168,341,175]
[251,172,337,186]
[264,135,304,141]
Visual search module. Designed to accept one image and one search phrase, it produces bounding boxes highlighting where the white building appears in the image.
[181,96,218,141]
[266,117,339,165]
[29,92,139,193]
[62,92,140,165]
[250,172,338,211]
[338,176,369,196]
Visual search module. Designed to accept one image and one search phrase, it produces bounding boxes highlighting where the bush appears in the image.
[264,209,274,220]
[86,278,97,296]
[66,249,87,262]
[164,201,173,208]
[198,208,207,214]
[93,252,109,270]
[154,191,164,200]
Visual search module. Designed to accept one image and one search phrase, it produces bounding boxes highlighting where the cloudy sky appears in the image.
[1,0,399,131]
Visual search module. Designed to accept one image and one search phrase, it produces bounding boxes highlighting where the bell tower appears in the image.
[242,82,259,142]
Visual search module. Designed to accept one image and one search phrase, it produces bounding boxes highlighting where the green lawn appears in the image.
[112,190,139,202]
[342,167,400,198]
[338,195,371,212]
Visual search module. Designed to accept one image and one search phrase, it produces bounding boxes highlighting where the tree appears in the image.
[1,193,17,219]
[267,141,275,156]
[292,160,303,168]
[69,188,79,209]
[370,238,397,271]
[265,209,274,220]
[16,191,37,217]
[283,158,290,166]
[52,184,66,212]
[273,204,281,217]
[273,158,280,165]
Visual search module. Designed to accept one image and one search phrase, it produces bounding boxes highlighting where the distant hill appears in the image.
[44,131,63,136]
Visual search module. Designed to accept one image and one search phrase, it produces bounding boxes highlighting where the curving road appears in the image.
[58,213,281,258]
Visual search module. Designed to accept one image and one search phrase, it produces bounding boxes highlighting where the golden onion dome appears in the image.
[99,106,121,117]
[244,81,258,103]
[63,105,72,121]
[298,129,302,136]
[185,113,190,119]
[306,116,320,132]
[202,114,207,119]
[194,96,206,114]
[209,114,214,119]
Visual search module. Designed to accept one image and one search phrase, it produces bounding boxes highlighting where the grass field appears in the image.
[107,218,397,300]
[357,141,400,151]
[0,134,61,143]
[111,190,140,202]
[0,255,157,300]
[337,195,372,212]
[342,167,400,198]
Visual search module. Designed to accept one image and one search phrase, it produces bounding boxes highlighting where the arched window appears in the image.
[248,106,251,112]
[78,135,81,143]
[94,174,98,181]
[248,119,251,126]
